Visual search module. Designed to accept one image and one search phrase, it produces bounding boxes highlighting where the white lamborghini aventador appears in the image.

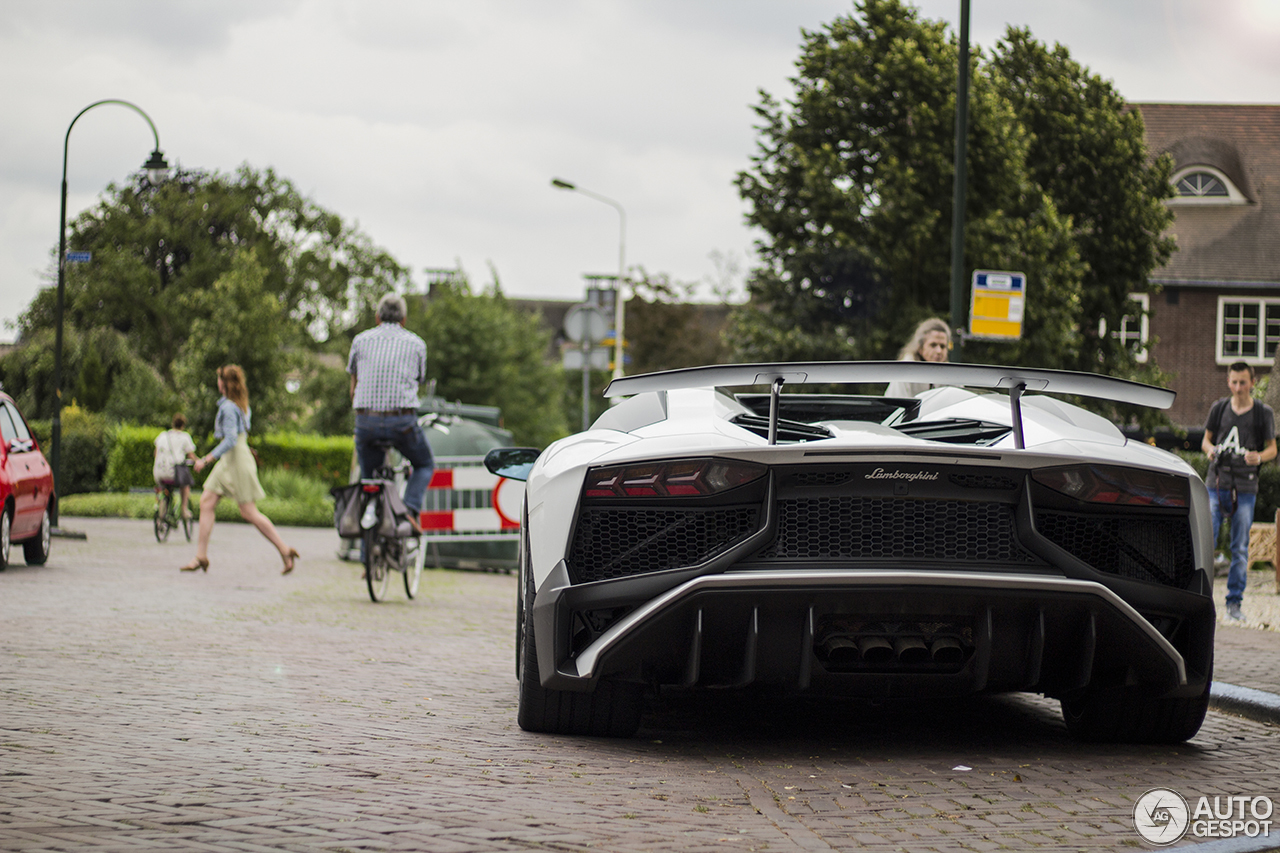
[485,361,1215,742]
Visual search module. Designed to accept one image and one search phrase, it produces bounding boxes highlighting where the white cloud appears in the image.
[3,0,1278,339]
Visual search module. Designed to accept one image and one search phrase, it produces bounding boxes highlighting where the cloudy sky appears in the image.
[2,0,1279,340]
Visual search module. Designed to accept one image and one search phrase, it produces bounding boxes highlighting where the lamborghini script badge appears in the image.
[863,468,940,482]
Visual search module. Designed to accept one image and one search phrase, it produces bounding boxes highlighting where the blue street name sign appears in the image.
[65,251,92,263]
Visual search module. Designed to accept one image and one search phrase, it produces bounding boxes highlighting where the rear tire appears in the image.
[1061,660,1212,743]
[514,511,528,679]
[364,531,389,603]
[516,557,642,737]
[22,507,51,566]
[404,537,423,599]
[154,493,171,543]
[181,503,193,541]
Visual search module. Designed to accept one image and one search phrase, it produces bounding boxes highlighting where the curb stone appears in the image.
[1209,682,1280,726]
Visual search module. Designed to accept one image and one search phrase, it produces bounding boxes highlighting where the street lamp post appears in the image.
[949,0,972,359]
[52,99,169,527]
[551,178,627,381]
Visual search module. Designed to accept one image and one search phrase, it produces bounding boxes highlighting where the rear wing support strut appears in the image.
[768,377,784,446]
[1009,381,1027,449]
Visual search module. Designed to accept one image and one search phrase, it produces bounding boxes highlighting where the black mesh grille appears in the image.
[757,498,1038,563]
[949,473,1019,490]
[569,507,760,583]
[1036,511,1194,588]
[789,471,852,487]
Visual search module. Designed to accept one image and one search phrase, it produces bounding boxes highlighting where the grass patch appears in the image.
[61,470,335,528]
[60,491,157,521]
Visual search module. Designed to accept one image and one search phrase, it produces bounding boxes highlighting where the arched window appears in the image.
[1177,172,1227,197]
[1169,166,1247,205]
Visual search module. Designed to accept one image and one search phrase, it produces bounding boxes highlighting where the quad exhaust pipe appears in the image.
[818,633,968,666]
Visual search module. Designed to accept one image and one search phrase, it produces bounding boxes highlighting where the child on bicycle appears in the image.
[154,413,198,519]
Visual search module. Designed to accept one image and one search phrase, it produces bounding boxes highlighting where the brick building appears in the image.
[1134,103,1280,428]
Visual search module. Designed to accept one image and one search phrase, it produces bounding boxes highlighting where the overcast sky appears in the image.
[3,0,1279,341]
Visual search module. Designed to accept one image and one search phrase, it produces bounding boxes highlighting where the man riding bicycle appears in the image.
[347,293,434,531]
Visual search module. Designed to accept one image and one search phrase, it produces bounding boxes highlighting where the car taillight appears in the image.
[584,458,766,498]
[1032,465,1189,508]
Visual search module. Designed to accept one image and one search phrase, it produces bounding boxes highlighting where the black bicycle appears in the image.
[357,474,424,602]
[333,451,424,602]
[154,462,194,543]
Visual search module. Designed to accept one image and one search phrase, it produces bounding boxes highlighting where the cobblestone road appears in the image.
[2,517,1278,852]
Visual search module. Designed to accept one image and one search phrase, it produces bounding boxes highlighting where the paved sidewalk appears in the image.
[1210,569,1280,726]
[2,517,1279,853]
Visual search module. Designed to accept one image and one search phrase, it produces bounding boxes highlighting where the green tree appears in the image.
[74,344,110,411]
[731,0,1169,393]
[406,278,569,448]
[625,270,731,374]
[0,326,175,423]
[20,164,409,383]
[101,360,181,427]
[171,251,301,436]
[294,358,355,436]
[991,28,1175,379]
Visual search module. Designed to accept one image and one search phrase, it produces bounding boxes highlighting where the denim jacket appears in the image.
[209,396,251,460]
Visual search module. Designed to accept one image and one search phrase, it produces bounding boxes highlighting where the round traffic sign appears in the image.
[563,304,609,343]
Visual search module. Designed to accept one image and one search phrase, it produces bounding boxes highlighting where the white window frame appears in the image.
[1097,292,1149,363]
[1168,165,1248,206]
[1216,296,1280,366]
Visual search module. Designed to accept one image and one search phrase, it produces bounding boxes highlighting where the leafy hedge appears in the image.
[103,424,164,492]
[26,406,108,495]
[255,433,355,489]
[101,428,355,492]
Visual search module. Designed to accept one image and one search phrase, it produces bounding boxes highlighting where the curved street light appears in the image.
[52,99,169,527]
[551,178,627,381]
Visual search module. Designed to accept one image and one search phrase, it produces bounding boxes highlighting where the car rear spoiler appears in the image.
[603,361,1175,450]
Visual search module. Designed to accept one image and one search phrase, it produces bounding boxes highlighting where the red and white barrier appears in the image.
[419,457,523,541]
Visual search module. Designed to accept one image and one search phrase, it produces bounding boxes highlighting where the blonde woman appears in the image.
[181,365,299,575]
[885,318,951,398]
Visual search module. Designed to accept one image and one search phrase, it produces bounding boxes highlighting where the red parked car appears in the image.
[0,391,53,569]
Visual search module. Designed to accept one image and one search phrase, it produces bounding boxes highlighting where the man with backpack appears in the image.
[1201,361,1277,621]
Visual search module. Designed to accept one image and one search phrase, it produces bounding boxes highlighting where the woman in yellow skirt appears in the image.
[180,365,299,575]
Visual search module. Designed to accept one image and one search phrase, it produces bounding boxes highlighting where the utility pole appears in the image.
[949,0,971,360]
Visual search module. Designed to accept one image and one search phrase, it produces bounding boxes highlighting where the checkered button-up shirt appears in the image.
[347,323,427,411]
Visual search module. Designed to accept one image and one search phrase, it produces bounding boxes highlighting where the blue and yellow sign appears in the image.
[969,270,1027,340]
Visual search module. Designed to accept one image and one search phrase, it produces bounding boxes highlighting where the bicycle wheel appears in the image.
[154,493,171,543]
[404,535,424,599]
[364,531,390,602]
[180,501,193,541]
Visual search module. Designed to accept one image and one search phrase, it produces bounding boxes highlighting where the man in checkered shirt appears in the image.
[348,293,434,529]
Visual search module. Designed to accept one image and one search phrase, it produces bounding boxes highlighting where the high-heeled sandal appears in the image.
[180,557,209,573]
[281,548,300,575]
